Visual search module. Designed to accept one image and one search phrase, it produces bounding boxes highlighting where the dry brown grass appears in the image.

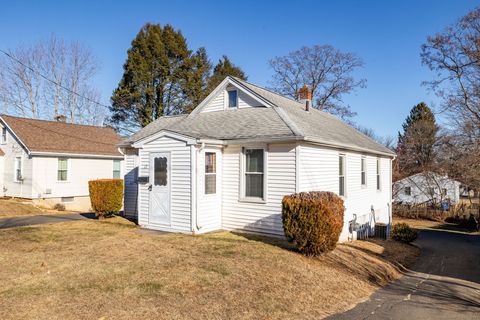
[0,198,46,217]
[0,218,419,320]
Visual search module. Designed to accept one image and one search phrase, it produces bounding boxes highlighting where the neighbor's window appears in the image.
[442,188,447,196]
[376,158,381,190]
[1,127,6,144]
[339,154,346,196]
[428,187,435,196]
[228,90,238,108]
[113,160,121,179]
[405,186,411,195]
[361,156,366,186]
[205,152,216,194]
[14,157,22,182]
[244,148,264,199]
[57,158,68,181]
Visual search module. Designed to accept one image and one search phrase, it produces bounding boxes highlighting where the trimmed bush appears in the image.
[391,223,418,243]
[282,191,345,256]
[88,179,124,218]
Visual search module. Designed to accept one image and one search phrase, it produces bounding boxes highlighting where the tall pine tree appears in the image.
[207,55,247,92]
[395,102,438,179]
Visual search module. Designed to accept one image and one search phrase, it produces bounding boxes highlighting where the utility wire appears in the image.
[0,49,110,109]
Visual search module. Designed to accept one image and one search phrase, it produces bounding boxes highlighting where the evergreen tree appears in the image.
[109,23,191,132]
[395,102,438,179]
[207,55,247,92]
[182,47,212,113]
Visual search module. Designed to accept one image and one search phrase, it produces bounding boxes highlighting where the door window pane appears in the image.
[154,157,167,186]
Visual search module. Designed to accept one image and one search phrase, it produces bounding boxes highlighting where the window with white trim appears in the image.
[205,152,216,194]
[361,156,366,186]
[405,186,411,195]
[376,158,381,190]
[57,158,68,181]
[339,154,346,196]
[1,127,6,144]
[113,160,121,179]
[14,157,22,182]
[244,148,264,199]
[228,90,238,108]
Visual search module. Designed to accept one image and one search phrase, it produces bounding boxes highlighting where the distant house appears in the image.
[0,115,123,211]
[394,172,461,205]
[120,77,395,242]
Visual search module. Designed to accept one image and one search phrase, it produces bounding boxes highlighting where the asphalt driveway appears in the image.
[0,213,95,229]
[329,229,480,319]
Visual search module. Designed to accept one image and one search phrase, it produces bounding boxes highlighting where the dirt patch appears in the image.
[0,219,418,320]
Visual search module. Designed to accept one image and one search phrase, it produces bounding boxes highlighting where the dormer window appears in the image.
[228,90,238,108]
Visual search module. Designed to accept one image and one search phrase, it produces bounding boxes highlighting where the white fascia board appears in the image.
[132,129,197,148]
[303,136,396,158]
[29,151,124,159]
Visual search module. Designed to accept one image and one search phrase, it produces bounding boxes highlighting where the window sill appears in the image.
[239,197,266,204]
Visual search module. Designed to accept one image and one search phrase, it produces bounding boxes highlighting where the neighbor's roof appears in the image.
[1,115,123,157]
[127,77,395,156]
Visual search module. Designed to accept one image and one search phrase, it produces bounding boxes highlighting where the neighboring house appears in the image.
[120,77,395,242]
[0,115,124,211]
[394,172,461,205]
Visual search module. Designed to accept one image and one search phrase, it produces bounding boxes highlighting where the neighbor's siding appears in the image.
[221,143,296,236]
[196,147,222,233]
[394,174,460,204]
[298,143,392,242]
[123,148,138,218]
[201,86,263,113]
[137,136,191,232]
[0,123,33,198]
[31,156,122,199]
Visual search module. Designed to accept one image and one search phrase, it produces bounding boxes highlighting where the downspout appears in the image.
[191,142,205,233]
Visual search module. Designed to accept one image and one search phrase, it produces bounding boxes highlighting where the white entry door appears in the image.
[149,152,171,225]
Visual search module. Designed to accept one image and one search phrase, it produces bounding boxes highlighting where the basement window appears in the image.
[61,196,74,203]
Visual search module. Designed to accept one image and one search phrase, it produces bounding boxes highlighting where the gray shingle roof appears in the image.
[127,77,395,156]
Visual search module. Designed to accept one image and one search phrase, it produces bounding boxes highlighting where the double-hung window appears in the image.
[339,154,346,196]
[376,158,381,190]
[405,186,411,195]
[228,90,238,108]
[57,158,68,181]
[113,160,121,179]
[244,148,264,199]
[361,156,366,186]
[1,127,6,144]
[205,152,216,194]
[14,157,22,182]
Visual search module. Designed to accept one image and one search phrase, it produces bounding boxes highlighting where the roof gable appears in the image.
[0,115,123,157]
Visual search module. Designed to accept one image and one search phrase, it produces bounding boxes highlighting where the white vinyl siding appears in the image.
[222,143,296,237]
[201,87,264,113]
[197,148,222,233]
[123,148,138,218]
[14,157,22,182]
[137,136,191,233]
[298,143,392,242]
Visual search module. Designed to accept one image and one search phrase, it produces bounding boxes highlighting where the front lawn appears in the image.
[0,218,419,319]
[0,198,46,217]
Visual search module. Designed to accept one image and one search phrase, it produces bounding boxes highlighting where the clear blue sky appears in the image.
[1,1,476,137]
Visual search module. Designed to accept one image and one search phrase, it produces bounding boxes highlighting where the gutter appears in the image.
[29,151,124,159]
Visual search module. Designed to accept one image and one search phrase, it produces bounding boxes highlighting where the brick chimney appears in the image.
[54,115,67,122]
[297,84,312,111]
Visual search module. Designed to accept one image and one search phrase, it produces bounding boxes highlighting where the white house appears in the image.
[120,77,395,242]
[0,115,124,211]
[394,172,461,204]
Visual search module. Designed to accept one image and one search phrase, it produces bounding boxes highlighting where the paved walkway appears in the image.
[329,229,480,320]
[0,213,95,229]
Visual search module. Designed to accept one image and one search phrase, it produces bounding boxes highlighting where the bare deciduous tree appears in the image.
[0,35,104,125]
[269,45,366,120]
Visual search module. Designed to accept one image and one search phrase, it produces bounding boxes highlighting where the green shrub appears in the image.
[88,179,124,218]
[391,223,418,243]
[282,191,345,256]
